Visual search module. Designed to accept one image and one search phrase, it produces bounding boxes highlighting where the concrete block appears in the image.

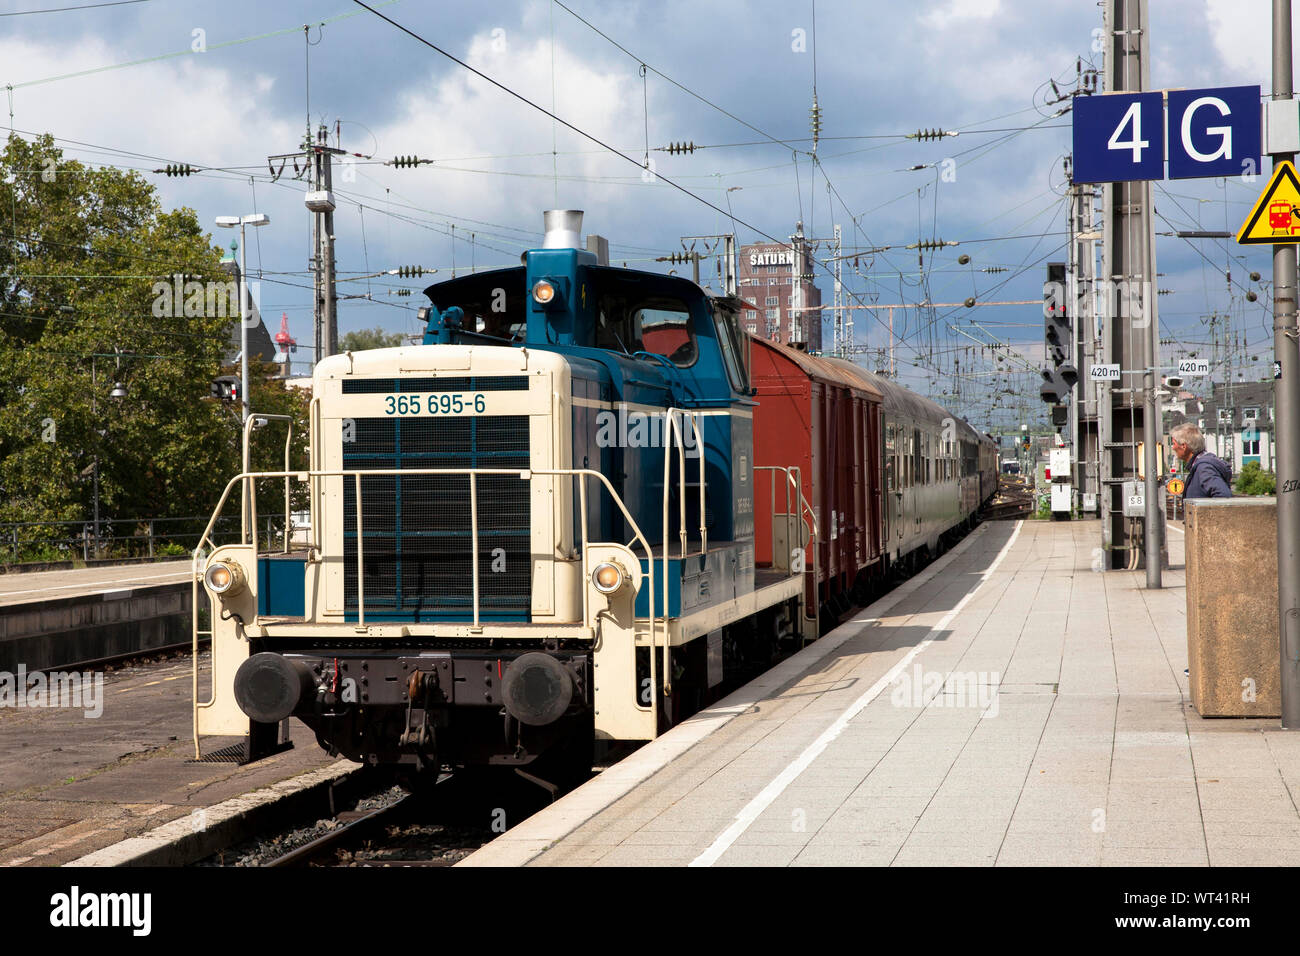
[1185,498,1280,717]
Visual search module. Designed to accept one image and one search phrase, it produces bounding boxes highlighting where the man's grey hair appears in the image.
[1170,422,1205,454]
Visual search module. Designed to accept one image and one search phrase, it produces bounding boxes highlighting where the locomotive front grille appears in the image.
[341,377,532,622]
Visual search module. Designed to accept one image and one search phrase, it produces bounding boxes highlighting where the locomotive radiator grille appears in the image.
[341,381,532,622]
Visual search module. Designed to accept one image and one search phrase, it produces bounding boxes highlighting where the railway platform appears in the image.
[0,647,350,866]
[464,518,1300,867]
[0,560,194,673]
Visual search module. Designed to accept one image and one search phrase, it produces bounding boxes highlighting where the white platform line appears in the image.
[0,569,189,599]
[689,519,1025,867]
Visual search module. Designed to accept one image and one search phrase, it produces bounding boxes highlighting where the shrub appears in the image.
[1234,460,1277,496]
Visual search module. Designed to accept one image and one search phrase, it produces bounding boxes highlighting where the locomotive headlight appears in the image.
[531,279,556,305]
[592,561,627,595]
[205,559,246,597]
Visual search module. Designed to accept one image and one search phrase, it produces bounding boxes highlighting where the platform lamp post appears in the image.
[215,214,270,424]
[90,351,127,558]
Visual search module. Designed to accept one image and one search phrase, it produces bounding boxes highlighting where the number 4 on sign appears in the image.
[1108,102,1150,162]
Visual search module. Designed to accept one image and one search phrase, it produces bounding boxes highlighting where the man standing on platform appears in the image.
[1170,423,1233,499]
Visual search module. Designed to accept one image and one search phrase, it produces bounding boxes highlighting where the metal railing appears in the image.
[755,465,819,631]
[0,513,299,566]
[195,465,660,628]
[191,464,665,734]
[195,399,814,739]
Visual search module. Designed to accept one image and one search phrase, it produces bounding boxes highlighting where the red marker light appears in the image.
[1045,467,1051,480]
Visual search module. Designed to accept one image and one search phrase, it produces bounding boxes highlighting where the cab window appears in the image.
[633,299,697,367]
[712,303,749,393]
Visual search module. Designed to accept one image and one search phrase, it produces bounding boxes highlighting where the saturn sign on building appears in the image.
[737,223,823,351]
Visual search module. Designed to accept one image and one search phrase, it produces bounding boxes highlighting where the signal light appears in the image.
[1040,365,1078,403]
[532,279,556,305]
[210,375,241,403]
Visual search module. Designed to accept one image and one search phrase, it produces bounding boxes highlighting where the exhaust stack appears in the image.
[542,209,583,250]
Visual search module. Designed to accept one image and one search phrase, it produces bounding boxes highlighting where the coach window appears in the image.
[885,425,896,491]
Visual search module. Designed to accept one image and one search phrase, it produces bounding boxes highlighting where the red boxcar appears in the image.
[750,336,883,636]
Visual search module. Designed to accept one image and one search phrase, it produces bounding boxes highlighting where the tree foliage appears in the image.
[1234,460,1276,496]
[340,326,405,351]
[0,134,308,555]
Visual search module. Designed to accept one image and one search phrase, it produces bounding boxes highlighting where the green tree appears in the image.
[1234,460,1276,496]
[0,134,308,556]
[340,326,405,351]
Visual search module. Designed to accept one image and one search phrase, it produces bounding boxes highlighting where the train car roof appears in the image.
[821,357,988,442]
[749,335,883,399]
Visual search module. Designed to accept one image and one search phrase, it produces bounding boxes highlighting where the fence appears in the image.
[1,512,302,566]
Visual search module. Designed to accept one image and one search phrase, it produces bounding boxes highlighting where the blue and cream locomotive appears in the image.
[193,211,807,777]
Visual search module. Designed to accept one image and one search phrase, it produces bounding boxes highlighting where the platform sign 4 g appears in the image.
[1072,86,1261,184]
[1167,86,1261,180]
[1073,92,1164,183]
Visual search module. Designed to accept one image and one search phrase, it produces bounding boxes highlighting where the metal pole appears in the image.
[92,456,99,559]
[1273,0,1300,729]
[91,354,100,559]
[320,125,339,360]
[1143,169,1162,587]
[239,223,249,424]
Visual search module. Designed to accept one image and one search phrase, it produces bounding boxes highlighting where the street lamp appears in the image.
[215,213,271,423]
[91,350,126,558]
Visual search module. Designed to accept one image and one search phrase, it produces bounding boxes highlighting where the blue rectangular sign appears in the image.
[1167,85,1261,180]
[1072,92,1165,183]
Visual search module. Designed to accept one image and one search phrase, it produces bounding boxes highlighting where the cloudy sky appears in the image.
[0,0,1284,431]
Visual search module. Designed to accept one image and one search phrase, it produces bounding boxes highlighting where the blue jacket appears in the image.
[1184,451,1233,499]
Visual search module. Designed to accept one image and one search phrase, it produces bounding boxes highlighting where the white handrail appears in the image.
[193,465,661,713]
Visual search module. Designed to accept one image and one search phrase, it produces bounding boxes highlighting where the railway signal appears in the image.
[210,375,241,403]
[1039,366,1078,404]
[1044,262,1070,364]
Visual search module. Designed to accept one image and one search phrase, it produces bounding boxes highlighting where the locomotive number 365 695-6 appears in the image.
[384,393,488,415]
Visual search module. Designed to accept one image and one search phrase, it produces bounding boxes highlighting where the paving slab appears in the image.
[463,519,1300,867]
[0,653,351,865]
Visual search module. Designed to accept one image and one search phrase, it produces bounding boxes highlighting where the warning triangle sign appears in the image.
[1238,160,1300,244]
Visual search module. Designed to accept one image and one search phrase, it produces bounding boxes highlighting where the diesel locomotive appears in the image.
[191,210,997,780]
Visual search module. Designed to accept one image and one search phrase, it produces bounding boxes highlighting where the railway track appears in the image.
[981,474,1036,520]
[265,790,425,867]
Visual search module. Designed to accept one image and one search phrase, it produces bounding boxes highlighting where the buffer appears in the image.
[1237,160,1300,245]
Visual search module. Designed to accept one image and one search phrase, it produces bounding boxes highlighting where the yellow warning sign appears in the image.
[1168,477,1185,496]
[1238,160,1300,244]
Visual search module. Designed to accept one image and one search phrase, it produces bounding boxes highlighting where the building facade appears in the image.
[1199,380,1274,471]
[1163,379,1275,475]
[737,227,823,351]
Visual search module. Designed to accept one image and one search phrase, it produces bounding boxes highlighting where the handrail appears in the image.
[659,407,723,695]
[308,396,321,554]
[192,465,662,726]
[754,464,819,546]
[241,412,296,557]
